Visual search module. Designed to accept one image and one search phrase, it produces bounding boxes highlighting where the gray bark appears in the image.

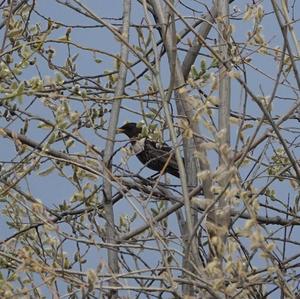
[102,1,131,298]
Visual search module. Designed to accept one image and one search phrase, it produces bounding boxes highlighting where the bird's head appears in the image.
[117,122,142,139]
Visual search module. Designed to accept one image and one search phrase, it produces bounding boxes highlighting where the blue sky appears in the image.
[1,0,300,297]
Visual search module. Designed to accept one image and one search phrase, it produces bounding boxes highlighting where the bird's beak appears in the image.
[116,128,124,134]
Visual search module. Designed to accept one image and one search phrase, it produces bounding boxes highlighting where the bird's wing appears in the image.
[157,141,185,168]
[144,140,180,170]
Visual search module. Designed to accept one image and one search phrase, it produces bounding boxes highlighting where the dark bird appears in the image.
[117,122,181,177]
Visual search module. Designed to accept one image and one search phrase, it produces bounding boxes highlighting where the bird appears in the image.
[117,122,181,178]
